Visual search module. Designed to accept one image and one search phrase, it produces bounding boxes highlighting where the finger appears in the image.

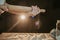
[40,9,46,12]
[0,9,4,14]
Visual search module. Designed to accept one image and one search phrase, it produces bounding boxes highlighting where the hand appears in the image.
[31,5,46,16]
[31,5,40,16]
[0,3,8,15]
[0,9,4,15]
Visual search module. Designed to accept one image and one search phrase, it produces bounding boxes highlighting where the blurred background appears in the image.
[0,0,59,33]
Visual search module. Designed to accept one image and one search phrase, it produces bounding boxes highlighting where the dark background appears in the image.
[0,0,60,33]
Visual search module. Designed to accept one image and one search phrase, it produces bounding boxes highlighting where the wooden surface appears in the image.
[0,33,55,40]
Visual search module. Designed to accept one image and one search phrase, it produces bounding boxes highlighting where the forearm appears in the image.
[7,4,32,13]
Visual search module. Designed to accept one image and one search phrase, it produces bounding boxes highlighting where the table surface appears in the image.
[0,33,55,40]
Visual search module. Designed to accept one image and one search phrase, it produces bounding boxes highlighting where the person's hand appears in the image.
[31,6,40,16]
[0,3,8,15]
[31,5,46,16]
[0,9,4,14]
